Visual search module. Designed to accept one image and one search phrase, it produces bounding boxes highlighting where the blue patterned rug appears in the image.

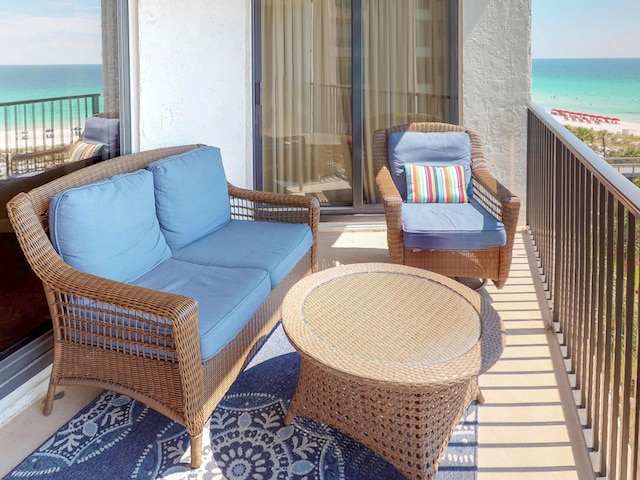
[7,324,477,479]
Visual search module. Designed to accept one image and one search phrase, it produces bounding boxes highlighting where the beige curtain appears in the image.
[261,0,449,204]
[261,0,308,193]
[362,0,450,203]
[262,0,352,199]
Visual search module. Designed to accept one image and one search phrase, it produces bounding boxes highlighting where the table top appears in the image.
[282,262,504,386]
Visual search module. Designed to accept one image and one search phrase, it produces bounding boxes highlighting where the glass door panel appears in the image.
[0,1,125,363]
[257,0,455,209]
[260,0,353,207]
[361,0,452,204]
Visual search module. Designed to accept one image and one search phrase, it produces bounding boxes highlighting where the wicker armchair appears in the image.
[6,144,319,468]
[373,122,520,289]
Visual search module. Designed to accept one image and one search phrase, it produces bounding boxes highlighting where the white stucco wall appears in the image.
[462,0,531,221]
[132,0,252,187]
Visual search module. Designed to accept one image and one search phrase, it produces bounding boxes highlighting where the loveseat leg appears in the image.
[189,433,203,469]
[43,381,57,416]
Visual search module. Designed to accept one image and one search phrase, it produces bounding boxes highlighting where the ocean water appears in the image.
[532,58,640,123]
[0,64,103,132]
[0,64,102,104]
[1,60,639,127]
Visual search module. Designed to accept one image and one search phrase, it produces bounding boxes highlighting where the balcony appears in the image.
[0,94,100,179]
[0,105,638,479]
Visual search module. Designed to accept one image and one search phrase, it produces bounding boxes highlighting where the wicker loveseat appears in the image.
[6,144,319,468]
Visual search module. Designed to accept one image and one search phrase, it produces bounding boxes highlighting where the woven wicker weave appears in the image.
[6,144,320,468]
[373,122,521,289]
[282,263,505,480]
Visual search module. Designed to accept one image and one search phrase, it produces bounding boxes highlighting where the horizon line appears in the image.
[533,56,640,60]
[0,63,102,67]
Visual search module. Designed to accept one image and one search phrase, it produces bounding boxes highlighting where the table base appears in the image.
[285,357,478,480]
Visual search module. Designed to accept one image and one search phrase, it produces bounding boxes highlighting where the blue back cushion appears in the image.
[49,169,172,283]
[82,116,120,159]
[387,131,473,200]
[147,146,231,251]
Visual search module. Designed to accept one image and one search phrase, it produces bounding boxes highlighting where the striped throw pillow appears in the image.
[68,141,104,163]
[405,164,469,203]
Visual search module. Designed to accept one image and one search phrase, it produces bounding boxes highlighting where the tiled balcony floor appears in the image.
[0,224,593,479]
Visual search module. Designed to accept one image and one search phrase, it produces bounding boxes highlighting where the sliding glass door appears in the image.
[0,0,129,400]
[254,0,457,211]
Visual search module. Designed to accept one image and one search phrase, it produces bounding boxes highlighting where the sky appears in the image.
[532,0,640,59]
[1,1,639,64]
[0,0,101,65]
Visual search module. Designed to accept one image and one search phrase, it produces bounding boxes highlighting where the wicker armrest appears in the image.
[227,183,320,224]
[227,182,320,272]
[53,262,197,323]
[472,168,521,225]
[10,144,72,161]
[375,167,404,264]
[375,167,402,202]
[375,168,403,226]
[47,259,201,359]
[228,183,319,210]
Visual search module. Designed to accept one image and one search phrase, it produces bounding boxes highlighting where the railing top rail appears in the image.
[529,103,640,216]
[0,93,100,108]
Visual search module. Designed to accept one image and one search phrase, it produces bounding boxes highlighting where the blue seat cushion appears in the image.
[49,169,172,283]
[388,131,473,200]
[402,199,506,250]
[147,146,231,251]
[171,219,313,288]
[132,259,271,362]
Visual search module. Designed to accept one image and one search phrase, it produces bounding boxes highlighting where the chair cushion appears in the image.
[172,219,313,288]
[82,116,120,159]
[148,146,231,251]
[405,164,468,203]
[388,131,472,201]
[402,199,506,250]
[132,259,271,362]
[49,169,172,283]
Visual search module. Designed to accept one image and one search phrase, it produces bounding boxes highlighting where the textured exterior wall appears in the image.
[462,0,531,221]
[101,0,119,116]
[134,0,252,187]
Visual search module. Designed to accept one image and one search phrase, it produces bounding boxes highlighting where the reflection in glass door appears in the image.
[256,0,455,209]
[0,1,127,397]
[259,1,354,207]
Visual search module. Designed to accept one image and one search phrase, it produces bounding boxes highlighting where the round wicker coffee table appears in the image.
[281,262,504,480]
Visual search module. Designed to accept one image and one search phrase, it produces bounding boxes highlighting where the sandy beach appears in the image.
[549,110,640,136]
[0,127,80,153]
[0,127,81,180]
